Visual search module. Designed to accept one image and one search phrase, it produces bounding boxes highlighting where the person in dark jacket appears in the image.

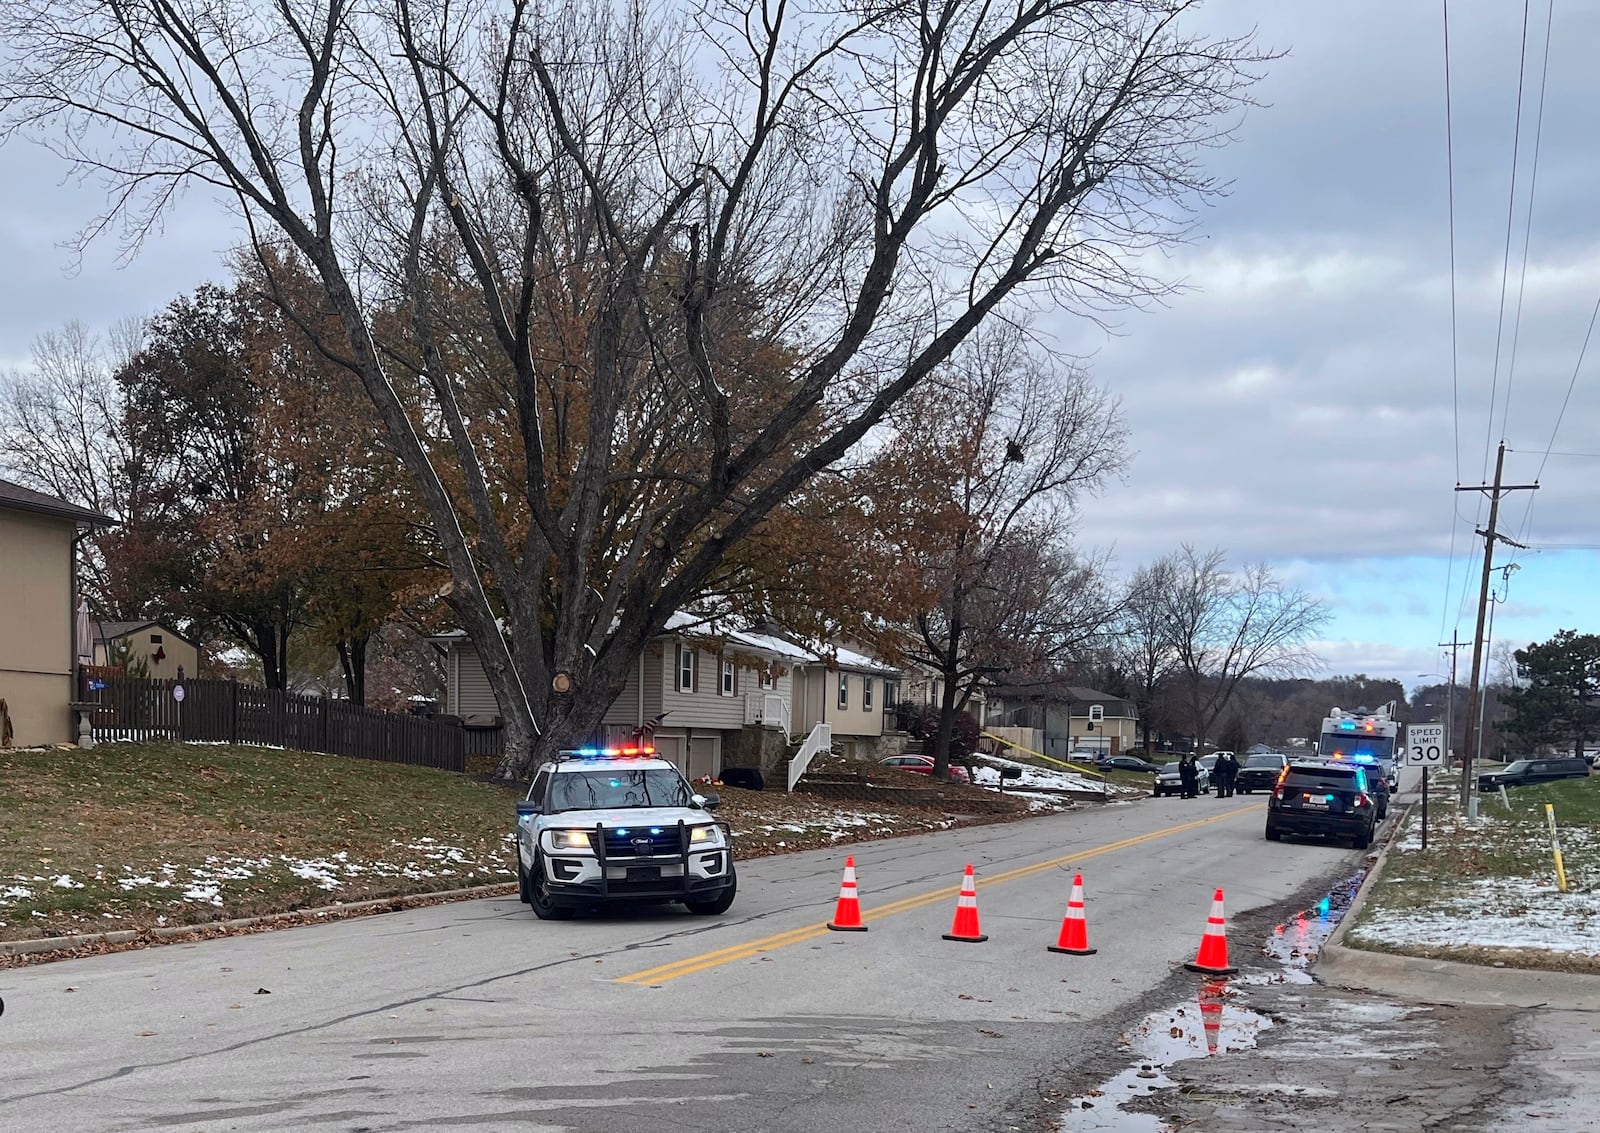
[1178,753,1199,798]
[1214,751,1238,798]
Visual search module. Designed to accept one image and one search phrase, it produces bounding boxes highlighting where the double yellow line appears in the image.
[615,804,1262,985]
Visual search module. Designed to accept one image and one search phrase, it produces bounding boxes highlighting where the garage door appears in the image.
[686,736,722,782]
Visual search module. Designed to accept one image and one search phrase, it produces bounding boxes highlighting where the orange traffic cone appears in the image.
[1198,979,1225,1055]
[1047,873,1097,955]
[826,855,868,932]
[942,864,988,943]
[1184,888,1238,975]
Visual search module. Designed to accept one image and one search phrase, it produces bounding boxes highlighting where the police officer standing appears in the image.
[1178,752,1199,798]
[1214,751,1239,798]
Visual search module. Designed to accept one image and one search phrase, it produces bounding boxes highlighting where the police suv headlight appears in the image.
[689,824,722,846]
[549,829,594,851]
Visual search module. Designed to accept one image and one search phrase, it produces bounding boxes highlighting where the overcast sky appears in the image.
[0,1,1594,692]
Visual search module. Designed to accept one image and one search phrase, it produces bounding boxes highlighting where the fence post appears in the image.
[320,695,331,754]
[229,680,239,745]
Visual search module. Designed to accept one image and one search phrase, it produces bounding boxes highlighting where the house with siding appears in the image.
[0,478,111,747]
[788,642,904,761]
[430,613,813,782]
[982,685,1139,759]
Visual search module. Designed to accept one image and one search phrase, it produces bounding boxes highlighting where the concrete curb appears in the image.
[1315,801,1600,1010]
[0,881,517,960]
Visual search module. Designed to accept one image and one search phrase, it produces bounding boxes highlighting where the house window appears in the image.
[677,643,697,692]
[863,679,874,711]
[720,658,736,697]
[150,634,163,644]
[838,672,849,710]
[884,681,899,708]
[759,666,775,690]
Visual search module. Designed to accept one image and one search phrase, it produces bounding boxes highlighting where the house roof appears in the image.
[93,619,197,646]
[0,477,113,526]
[663,612,811,661]
[988,684,1135,710]
[430,612,813,662]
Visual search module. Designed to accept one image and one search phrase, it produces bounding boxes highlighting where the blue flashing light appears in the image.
[1352,753,1375,764]
[576,747,605,756]
[617,828,630,836]
[649,827,663,835]
[1318,896,1332,919]
[1338,721,1355,730]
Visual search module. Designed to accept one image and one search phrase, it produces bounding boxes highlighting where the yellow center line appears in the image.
[614,803,1266,985]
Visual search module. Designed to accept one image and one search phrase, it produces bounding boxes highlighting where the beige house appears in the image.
[91,620,200,680]
[0,479,111,747]
[432,613,812,782]
[790,643,904,761]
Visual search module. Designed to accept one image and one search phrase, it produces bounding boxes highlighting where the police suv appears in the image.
[515,746,736,919]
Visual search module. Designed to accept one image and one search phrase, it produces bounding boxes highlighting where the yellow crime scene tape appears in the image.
[979,730,1107,780]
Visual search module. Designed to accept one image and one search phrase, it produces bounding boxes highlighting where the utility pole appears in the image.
[1437,632,1467,765]
[1454,442,1537,815]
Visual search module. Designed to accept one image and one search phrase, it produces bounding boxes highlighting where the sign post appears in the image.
[1406,723,1445,851]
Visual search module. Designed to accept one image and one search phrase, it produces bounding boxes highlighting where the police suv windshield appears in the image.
[546,768,694,812]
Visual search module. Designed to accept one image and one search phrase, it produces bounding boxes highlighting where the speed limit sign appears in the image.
[1406,723,1445,767]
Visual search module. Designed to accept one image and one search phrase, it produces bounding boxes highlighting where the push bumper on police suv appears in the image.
[520,809,733,907]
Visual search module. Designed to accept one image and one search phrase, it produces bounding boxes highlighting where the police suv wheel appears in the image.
[528,857,576,921]
[683,866,737,916]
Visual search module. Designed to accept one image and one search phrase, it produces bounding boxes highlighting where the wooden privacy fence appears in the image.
[79,672,466,772]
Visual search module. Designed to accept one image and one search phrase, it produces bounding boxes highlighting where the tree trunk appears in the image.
[337,634,369,706]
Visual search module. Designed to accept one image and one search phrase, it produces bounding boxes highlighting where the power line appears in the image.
[1441,0,1463,488]
[1481,0,1532,484]
[1437,0,1464,644]
[1500,0,1555,441]
[1506,292,1600,559]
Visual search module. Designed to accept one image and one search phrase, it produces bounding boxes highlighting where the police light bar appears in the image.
[571,745,657,757]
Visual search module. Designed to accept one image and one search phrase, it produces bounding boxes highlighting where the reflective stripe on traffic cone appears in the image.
[942,864,988,943]
[1183,888,1239,975]
[1047,872,1097,955]
[826,855,868,932]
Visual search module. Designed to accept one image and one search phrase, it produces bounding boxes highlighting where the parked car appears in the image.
[1476,757,1591,792]
[1235,753,1289,794]
[1103,755,1160,774]
[878,754,971,784]
[1265,760,1376,848]
[1153,761,1210,797]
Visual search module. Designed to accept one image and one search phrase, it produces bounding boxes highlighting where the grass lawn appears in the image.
[1345,773,1600,973]
[0,741,1028,948]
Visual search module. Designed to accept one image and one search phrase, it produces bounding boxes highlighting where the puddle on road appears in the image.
[1057,873,1363,1131]
[1253,871,1361,987]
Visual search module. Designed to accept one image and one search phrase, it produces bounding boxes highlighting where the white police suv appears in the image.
[515,746,736,919]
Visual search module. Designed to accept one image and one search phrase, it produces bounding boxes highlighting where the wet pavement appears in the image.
[1050,875,1536,1132]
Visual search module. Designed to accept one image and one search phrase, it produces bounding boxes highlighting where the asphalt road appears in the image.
[0,789,1373,1133]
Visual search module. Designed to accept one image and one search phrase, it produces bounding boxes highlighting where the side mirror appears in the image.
[1000,766,1023,781]
[694,793,721,811]
[515,801,541,823]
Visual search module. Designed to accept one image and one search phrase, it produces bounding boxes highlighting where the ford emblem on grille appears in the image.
[631,837,651,847]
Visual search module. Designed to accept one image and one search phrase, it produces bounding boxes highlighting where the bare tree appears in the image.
[867,324,1127,776]
[1111,557,1181,752]
[0,320,142,608]
[0,0,1264,776]
[1156,545,1328,756]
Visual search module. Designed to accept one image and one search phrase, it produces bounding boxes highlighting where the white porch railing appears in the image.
[744,691,791,735]
[787,722,833,792]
